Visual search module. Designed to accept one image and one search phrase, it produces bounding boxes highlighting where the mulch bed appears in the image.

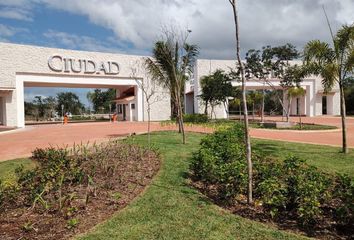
[0,145,161,240]
[190,180,353,240]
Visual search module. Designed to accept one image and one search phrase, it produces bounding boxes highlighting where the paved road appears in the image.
[0,122,211,161]
[250,116,354,148]
[0,116,353,161]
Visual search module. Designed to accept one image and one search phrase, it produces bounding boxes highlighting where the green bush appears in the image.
[334,174,354,225]
[190,127,353,230]
[190,123,248,200]
[183,114,209,123]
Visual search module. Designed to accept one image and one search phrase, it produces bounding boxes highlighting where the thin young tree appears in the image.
[145,28,198,144]
[131,61,162,149]
[303,23,354,153]
[228,0,253,204]
[287,87,306,128]
[245,44,301,123]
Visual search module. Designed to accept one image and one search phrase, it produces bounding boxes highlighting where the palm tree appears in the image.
[303,24,354,153]
[287,87,306,129]
[145,32,198,144]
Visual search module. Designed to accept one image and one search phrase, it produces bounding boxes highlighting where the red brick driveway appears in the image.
[0,116,353,161]
[0,122,211,161]
[251,116,354,148]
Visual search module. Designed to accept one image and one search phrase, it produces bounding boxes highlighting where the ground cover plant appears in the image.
[161,116,337,131]
[190,124,353,239]
[0,140,160,240]
[78,132,304,240]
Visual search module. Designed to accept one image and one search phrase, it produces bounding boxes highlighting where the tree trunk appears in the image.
[261,81,265,123]
[339,83,348,153]
[178,99,186,144]
[176,90,186,144]
[204,101,208,115]
[239,104,242,120]
[147,106,151,149]
[286,97,292,122]
[229,0,253,204]
[298,99,302,129]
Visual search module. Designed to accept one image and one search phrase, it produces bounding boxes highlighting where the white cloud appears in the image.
[42,29,147,54]
[1,0,354,58]
[0,24,28,41]
[0,0,33,21]
[35,0,354,59]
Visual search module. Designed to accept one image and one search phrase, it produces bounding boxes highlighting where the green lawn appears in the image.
[1,132,352,239]
[252,139,354,176]
[0,158,36,183]
[77,132,305,240]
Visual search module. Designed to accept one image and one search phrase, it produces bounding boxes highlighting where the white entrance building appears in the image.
[188,59,340,118]
[0,42,170,128]
[0,43,340,128]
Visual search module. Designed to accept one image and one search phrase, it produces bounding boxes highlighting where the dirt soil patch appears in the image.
[0,141,160,240]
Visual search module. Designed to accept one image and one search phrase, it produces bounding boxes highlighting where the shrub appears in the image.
[190,129,353,231]
[255,155,332,225]
[183,114,209,123]
[334,174,354,225]
[190,123,248,200]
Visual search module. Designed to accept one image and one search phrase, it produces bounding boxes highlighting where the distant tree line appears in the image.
[25,89,117,121]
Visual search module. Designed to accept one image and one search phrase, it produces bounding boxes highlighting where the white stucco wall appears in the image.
[192,59,340,118]
[0,42,171,127]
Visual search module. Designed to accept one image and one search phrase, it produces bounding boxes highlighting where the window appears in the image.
[131,103,135,110]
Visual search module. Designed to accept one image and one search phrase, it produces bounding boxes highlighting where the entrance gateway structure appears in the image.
[0,43,340,128]
[187,59,340,118]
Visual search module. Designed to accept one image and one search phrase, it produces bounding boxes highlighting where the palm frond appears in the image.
[321,63,338,92]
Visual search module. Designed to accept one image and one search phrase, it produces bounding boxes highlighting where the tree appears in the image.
[303,24,354,153]
[287,87,306,128]
[43,96,57,119]
[33,96,45,120]
[244,44,302,122]
[87,89,116,113]
[199,70,235,119]
[245,47,273,122]
[230,98,242,119]
[228,0,253,204]
[56,92,84,115]
[247,91,262,120]
[145,28,198,144]
[131,61,162,149]
[281,64,306,122]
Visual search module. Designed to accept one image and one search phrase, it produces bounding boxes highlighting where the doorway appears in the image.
[122,104,127,121]
[322,96,327,115]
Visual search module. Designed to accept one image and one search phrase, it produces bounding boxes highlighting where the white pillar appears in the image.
[135,83,143,121]
[305,85,313,117]
[16,78,25,128]
[283,90,288,117]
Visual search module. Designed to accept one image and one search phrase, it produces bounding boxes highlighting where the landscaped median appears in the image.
[0,140,160,239]
[0,130,353,239]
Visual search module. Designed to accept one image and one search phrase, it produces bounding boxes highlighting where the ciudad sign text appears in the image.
[48,55,120,75]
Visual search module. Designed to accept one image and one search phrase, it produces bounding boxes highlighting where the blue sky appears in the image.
[0,6,138,106]
[0,2,145,107]
[0,0,352,107]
